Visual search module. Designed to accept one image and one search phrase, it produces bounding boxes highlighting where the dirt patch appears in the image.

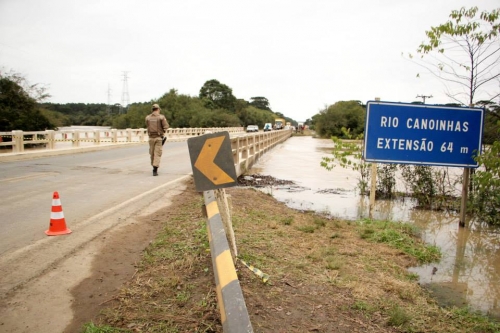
[64,217,166,332]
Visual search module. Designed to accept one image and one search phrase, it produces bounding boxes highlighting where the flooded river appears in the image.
[249,135,500,319]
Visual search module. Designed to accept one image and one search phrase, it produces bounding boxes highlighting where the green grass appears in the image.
[357,219,441,264]
[387,304,411,327]
[325,255,343,270]
[330,232,341,239]
[281,216,293,225]
[81,322,131,333]
[313,217,326,227]
[351,300,376,317]
[297,225,316,233]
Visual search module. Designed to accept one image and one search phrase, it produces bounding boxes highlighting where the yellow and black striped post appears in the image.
[204,190,253,333]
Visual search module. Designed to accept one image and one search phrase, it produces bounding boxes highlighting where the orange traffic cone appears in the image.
[45,191,72,236]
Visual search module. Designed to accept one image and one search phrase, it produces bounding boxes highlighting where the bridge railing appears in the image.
[0,127,293,173]
[0,127,245,153]
[231,129,291,176]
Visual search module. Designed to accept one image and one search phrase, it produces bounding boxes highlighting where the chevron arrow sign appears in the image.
[187,131,237,192]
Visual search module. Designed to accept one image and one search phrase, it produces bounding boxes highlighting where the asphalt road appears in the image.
[0,141,192,257]
[0,140,197,332]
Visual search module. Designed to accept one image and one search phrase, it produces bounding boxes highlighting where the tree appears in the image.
[477,100,500,144]
[157,89,210,128]
[39,108,71,127]
[312,101,365,138]
[119,102,151,129]
[472,140,500,225]
[199,79,237,111]
[249,96,272,111]
[237,105,274,127]
[189,109,241,127]
[410,8,500,224]
[112,114,129,129]
[412,7,500,106]
[0,68,51,102]
[0,72,54,131]
[41,102,112,127]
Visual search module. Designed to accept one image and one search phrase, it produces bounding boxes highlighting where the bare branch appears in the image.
[409,7,500,105]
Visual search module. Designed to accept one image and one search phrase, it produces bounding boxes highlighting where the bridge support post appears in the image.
[94,130,101,144]
[46,130,55,150]
[12,130,24,153]
[72,131,80,147]
[111,129,118,143]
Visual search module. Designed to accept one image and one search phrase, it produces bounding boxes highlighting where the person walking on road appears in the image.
[145,103,169,176]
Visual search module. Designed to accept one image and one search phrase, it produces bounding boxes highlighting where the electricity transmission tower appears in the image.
[106,83,112,114]
[121,71,130,113]
[416,94,433,104]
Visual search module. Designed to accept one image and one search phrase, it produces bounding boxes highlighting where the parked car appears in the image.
[246,125,259,132]
[263,123,272,131]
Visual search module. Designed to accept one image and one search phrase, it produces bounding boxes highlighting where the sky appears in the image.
[0,0,499,122]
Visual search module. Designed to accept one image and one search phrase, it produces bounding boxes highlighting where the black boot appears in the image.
[153,166,158,176]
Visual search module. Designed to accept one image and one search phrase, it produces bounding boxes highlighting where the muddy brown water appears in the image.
[248,135,500,319]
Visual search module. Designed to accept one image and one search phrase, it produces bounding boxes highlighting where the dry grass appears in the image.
[85,182,500,333]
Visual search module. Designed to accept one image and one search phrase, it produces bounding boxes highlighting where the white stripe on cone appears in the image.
[50,212,65,219]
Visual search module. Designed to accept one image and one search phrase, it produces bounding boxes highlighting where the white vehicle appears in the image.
[246,125,258,132]
[263,123,272,131]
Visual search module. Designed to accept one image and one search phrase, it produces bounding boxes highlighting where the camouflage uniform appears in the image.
[145,104,169,176]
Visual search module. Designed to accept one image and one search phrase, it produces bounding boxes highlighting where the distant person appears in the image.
[145,103,169,176]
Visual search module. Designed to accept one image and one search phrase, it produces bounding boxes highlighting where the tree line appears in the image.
[311,100,500,145]
[1,68,497,146]
[0,74,300,132]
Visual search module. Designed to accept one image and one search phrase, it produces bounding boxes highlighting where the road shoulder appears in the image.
[0,177,189,333]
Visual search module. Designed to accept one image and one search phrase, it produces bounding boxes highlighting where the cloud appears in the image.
[1,0,498,121]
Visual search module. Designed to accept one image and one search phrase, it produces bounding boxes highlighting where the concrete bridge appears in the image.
[0,127,292,176]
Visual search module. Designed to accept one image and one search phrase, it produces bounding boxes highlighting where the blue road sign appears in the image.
[364,101,484,167]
